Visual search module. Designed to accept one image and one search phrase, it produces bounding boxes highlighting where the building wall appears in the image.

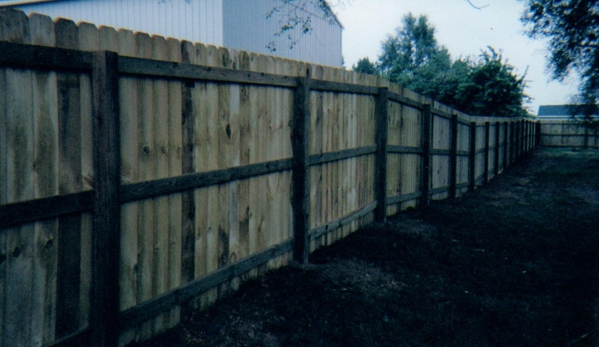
[12,0,224,46]
[8,0,343,66]
[223,0,343,67]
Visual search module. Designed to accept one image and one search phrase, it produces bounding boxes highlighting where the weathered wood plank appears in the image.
[0,192,93,229]
[308,201,377,241]
[449,114,458,198]
[308,146,377,166]
[115,27,142,345]
[0,41,92,72]
[292,77,311,263]
[134,31,155,340]
[374,87,389,222]
[2,9,35,347]
[246,53,262,279]
[53,17,84,340]
[0,19,6,347]
[29,14,59,344]
[224,47,241,293]
[237,51,251,278]
[308,65,324,250]
[118,55,296,88]
[421,105,432,205]
[484,122,490,184]
[117,29,139,343]
[310,79,378,95]
[495,121,500,176]
[120,239,293,330]
[469,122,477,192]
[388,90,425,110]
[150,35,171,334]
[386,192,423,206]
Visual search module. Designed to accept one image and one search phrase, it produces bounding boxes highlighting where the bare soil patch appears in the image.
[138,148,599,347]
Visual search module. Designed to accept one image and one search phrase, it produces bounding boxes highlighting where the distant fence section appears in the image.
[0,9,537,347]
[538,120,599,148]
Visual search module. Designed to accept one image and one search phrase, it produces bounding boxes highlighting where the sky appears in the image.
[332,0,579,115]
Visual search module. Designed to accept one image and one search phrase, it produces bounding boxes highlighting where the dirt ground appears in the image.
[139,147,599,347]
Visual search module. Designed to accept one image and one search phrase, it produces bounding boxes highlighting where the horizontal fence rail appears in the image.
[0,9,538,347]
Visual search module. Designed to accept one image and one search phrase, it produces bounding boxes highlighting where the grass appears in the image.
[138,148,599,347]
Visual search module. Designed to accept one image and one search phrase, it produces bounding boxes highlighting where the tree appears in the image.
[266,0,346,51]
[265,0,492,51]
[373,14,530,117]
[352,57,377,74]
[453,48,530,117]
[377,14,449,84]
[521,0,599,123]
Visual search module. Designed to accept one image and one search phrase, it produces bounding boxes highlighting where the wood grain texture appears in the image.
[1,9,35,347]
[54,17,86,341]
[292,77,311,263]
[150,35,171,335]
[135,31,156,340]
[28,13,59,346]
[115,27,141,346]
[165,37,183,329]
[90,50,121,347]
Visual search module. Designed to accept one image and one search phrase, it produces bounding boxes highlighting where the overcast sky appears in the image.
[333,0,579,115]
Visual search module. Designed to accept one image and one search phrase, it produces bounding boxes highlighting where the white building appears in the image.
[0,0,343,67]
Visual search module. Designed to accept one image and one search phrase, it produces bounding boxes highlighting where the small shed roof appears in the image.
[538,105,577,117]
[538,105,599,121]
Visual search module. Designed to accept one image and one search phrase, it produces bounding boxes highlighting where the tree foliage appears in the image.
[352,57,377,75]
[521,0,599,122]
[451,48,530,117]
[266,0,345,51]
[355,13,530,117]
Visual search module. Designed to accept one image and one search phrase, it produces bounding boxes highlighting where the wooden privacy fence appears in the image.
[0,10,537,347]
[537,120,599,148]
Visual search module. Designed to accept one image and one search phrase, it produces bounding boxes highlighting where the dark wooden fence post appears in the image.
[536,121,542,146]
[449,113,458,198]
[524,121,528,152]
[484,121,490,184]
[375,87,389,222]
[494,121,500,176]
[520,119,526,157]
[510,121,516,164]
[503,122,509,171]
[518,120,523,157]
[292,77,311,264]
[527,121,532,151]
[90,51,121,347]
[421,105,432,205]
[514,121,519,160]
[469,121,477,192]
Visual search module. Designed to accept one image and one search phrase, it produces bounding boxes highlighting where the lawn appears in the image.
[139,148,599,347]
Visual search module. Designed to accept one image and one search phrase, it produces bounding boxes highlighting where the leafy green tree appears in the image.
[521,0,599,122]
[376,14,529,117]
[453,48,530,117]
[352,57,377,75]
[377,13,450,87]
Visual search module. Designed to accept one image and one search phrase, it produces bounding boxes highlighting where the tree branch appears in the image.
[466,0,489,10]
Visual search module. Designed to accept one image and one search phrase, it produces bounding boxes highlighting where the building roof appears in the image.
[319,0,343,29]
[538,105,578,117]
[0,0,56,6]
[537,104,599,122]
